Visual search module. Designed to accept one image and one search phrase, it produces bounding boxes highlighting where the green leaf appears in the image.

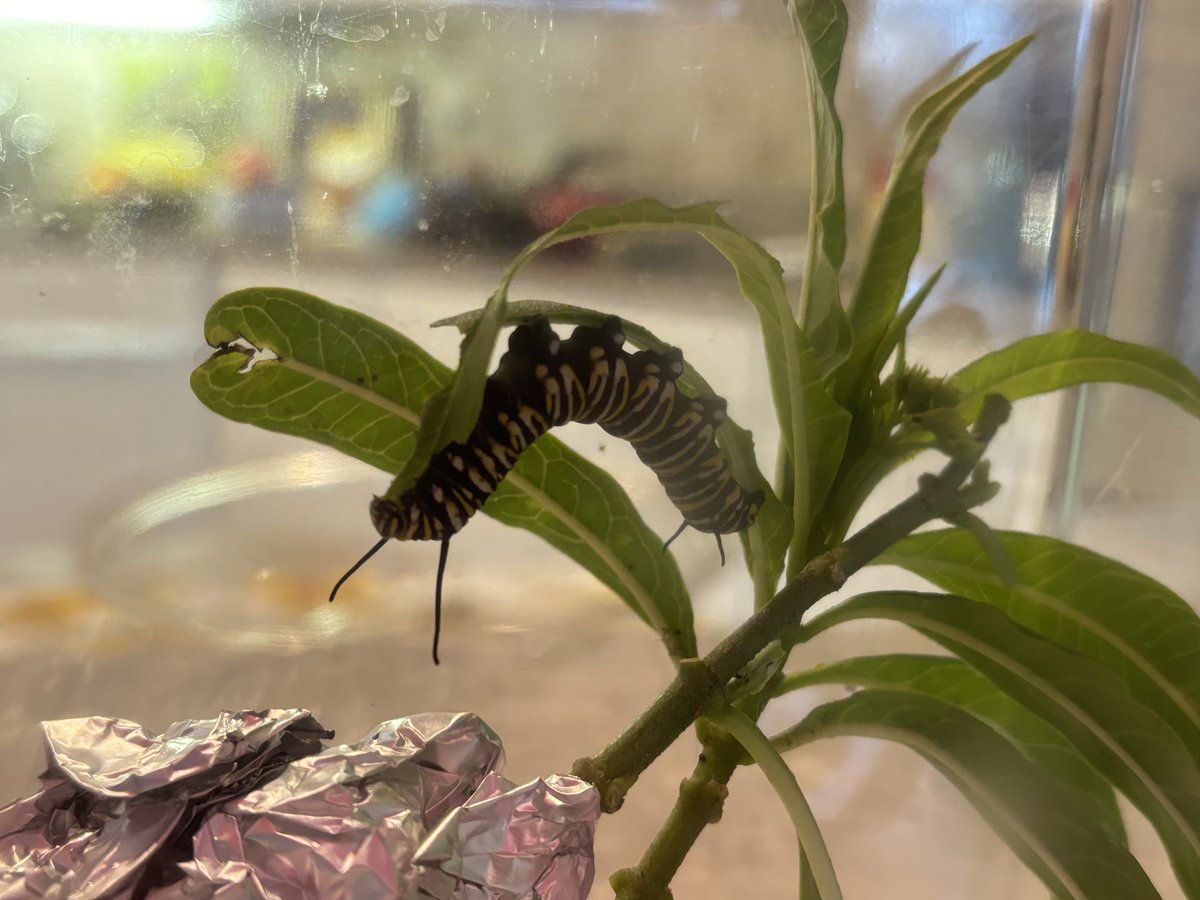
[481,436,697,657]
[191,287,446,471]
[807,591,1200,895]
[877,529,1200,765]
[191,287,695,657]
[786,0,852,372]
[869,263,946,377]
[806,429,931,551]
[708,706,843,900]
[776,655,1125,844]
[885,44,979,135]
[725,422,792,608]
[437,299,792,608]
[385,286,506,498]
[841,35,1034,401]
[774,689,1158,899]
[944,511,1017,587]
[952,330,1200,421]
[788,340,851,573]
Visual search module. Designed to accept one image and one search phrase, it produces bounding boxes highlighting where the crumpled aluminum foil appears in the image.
[0,709,598,900]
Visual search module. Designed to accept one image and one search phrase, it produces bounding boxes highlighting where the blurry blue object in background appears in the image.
[358,173,421,237]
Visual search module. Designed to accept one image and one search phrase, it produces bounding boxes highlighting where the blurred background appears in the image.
[0,0,1196,897]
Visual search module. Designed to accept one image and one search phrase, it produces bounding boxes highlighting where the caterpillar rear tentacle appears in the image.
[333,316,764,664]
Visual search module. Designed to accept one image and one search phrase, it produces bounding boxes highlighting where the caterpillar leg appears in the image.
[663,520,689,553]
[715,533,726,567]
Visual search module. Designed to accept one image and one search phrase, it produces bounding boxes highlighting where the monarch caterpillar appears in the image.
[330,316,764,662]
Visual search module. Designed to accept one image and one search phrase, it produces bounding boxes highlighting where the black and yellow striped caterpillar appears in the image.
[330,316,764,662]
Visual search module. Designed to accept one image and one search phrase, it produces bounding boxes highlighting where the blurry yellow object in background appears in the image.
[87,130,209,196]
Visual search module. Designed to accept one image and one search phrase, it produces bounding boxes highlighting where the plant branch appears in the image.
[572,395,1010,815]
[609,741,739,900]
[609,690,776,900]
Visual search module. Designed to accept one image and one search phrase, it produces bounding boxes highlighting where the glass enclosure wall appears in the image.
[1,1,1193,896]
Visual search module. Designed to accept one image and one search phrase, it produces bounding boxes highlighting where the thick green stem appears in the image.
[609,740,740,900]
[610,691,775,900]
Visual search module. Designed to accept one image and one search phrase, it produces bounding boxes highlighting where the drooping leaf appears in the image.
[708,705,844,900]
[480,435,697,657]
[807,591,1200,895]
[436,299,725,399]
[776,654,1125,843]
[191,287,695,657]
[774,689,1158,899]
[438,299,792,608]
[434,200,851,576]
[786,0,852,372]
[487,201,826,504]
[841,35,1034,402]
[951,330,1200,421]
[876,529,1200,764]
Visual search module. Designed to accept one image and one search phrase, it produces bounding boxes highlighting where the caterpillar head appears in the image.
[725,487,766,534]
[370,495,412,539]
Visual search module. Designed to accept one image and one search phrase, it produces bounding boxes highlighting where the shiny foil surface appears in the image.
[0,709,598,899]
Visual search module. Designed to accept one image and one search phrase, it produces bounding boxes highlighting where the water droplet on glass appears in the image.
[306,83,329,99]
[311,19,386,42]
[426,8,447,41]
[390,86,411,107]
[417,218,429,232]
[170,128,206,169]
[11,113,53,155]
[0,80,17,116]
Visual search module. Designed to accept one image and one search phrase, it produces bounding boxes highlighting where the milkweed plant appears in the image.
[191,1,1200,897]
